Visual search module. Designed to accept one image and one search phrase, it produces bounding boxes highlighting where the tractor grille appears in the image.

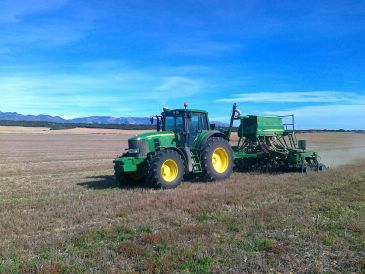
[128,139,149,156]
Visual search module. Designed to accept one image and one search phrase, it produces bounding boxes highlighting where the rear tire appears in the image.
[201,137,234,181]
[147,150,184,189]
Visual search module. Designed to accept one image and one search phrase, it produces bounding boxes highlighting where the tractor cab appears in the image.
[153,103,211,147]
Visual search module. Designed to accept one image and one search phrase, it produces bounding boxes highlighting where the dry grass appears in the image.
[118,241,144,258]
[0,127,364,273]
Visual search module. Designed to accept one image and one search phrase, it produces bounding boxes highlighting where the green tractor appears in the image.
[114,103,326,189]
[113,102,234,189]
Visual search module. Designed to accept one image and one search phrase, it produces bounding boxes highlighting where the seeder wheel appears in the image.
[301,165,312,174]
[317,163,327,172]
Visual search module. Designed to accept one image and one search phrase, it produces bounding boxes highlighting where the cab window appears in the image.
[190,113,208,132]
[164,115,183,132]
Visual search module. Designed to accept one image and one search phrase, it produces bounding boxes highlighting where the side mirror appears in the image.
[210,123,216,130]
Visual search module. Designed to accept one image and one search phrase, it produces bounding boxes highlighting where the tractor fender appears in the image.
[199,131,229,149]
[160,147,191,173]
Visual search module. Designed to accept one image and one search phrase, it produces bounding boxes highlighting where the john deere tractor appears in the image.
[113,103,234,189]
[114,103,326,189]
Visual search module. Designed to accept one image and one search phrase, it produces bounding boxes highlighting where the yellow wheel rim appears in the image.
[212,147,229,173]
[161,159,179,182]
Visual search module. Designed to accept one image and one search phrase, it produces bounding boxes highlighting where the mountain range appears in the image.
[0,111,228,126]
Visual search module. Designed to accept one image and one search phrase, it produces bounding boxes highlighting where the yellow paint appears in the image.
[161,159,179,182]
[212,147,229,173]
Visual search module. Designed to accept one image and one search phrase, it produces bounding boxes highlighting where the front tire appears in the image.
[147,150,184,189]
[115,171,144,187]
[201,137,234,181]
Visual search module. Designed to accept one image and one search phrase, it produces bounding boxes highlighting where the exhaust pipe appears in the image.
[234,107,241,118]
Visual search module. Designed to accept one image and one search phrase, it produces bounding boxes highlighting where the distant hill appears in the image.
[0,111,151,125]
[0,110,228,127]
[0,111,66,123]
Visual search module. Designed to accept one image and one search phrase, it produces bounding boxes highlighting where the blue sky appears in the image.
[0,0,364,129]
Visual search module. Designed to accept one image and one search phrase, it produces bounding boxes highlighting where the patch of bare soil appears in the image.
[0,126,153,135]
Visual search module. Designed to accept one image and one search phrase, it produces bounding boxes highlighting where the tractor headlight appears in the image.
[128,148,140,154]
[128,139,149,156]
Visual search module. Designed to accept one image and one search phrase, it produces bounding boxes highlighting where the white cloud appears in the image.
[218,91,364,104]
[0,67,206,117]
[156,76,202,93]
[150,76,205,103]
[218,91,365,129]
[59,115,75,120]
[264,104,365,130]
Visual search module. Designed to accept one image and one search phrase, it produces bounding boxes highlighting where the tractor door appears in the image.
[188,112,209,146]
[163,113,186,147]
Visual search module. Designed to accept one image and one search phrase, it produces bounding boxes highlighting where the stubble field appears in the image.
[0,127,364,273]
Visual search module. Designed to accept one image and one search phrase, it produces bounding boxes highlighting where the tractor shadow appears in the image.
[78,175,144,190]
[78,174,207,190]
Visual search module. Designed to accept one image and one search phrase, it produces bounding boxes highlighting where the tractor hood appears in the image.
[127,131,177,156]
[129,131,175,141]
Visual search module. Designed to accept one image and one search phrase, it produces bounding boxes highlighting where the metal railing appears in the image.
[278,114,295,132]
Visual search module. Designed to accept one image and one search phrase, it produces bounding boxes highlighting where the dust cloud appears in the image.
[301,132,365,167]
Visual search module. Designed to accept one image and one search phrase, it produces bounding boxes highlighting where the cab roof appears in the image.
[164,108,207,114]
